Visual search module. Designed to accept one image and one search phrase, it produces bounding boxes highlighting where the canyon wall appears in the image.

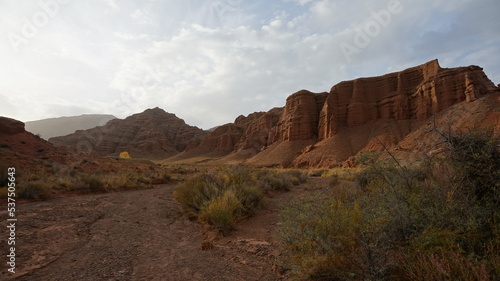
[171,59,498,167]
[45,59,499,166]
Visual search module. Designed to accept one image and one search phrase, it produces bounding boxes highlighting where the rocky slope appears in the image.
[49,108,207,159]
[167,59,499,167]
[0,117,78,170]
[25,114,116,140]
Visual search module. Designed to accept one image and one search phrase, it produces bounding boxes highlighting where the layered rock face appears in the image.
[172,90,328,163]
[169,110,282,162]
[195,124,245,154]
[273,90,329,142]
[49,108,207,159]
[318,60,496,139]
[171,60,498,167]
[234,108,282,152]
[45,60,498,165]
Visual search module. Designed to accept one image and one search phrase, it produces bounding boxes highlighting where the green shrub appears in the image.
[278,196,364,280]
[284,169,308,184]
[81,176,105,191]
[258,170,288,191]
[162,172,172,182]
[174,173,224,215]
[356,168,380,188]
[331,181,362,202]
[200,190,244,234]
[234,184,263,210]
[443,128,500,204]
[399,247,493,281]
[278,128,499,280]
[336,168,365,181]
[174,165,264,233]
[17,181,52,199]
[329,174,339,186]
[0,187,9,199]
[257,169,306,192]
[0,165,8,187]
[308,169,327,177]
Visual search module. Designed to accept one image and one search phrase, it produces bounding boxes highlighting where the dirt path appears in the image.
[0,182,317,281]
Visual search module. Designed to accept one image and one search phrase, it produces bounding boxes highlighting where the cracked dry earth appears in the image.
[0,183,308,281]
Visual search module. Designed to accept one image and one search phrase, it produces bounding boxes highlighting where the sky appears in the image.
[0,0,499,130]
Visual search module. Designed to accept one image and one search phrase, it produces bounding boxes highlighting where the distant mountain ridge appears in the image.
[25,114,116,139]
[49,108,207,159]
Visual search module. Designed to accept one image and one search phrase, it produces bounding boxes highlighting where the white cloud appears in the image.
[101,0,120,12]
[0,0,498,128]
[107,21,351,128]
[114,32,149,40]
[131,9,153,25]
[284,0,316,5]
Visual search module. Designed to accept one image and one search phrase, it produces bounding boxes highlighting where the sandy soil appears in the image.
[0,181,319,281]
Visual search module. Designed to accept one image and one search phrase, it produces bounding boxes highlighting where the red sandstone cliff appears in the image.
[318,60,495,139]
[167,59,499,167]
[42,60,498,166]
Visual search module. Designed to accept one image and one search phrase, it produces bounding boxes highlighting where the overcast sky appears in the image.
[1,0,499,129]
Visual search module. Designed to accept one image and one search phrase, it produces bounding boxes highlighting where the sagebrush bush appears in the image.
[0,187,10,198]
[278,196,365,280]
[308,169,327,177]
[81,176,105,191]
[0,164,8,187]
[174,165,265,233]
[399,247,493,281]
[284,169,308,184]
[329,174,339,186]
[257,169,307,192]
[200,190,244,234]
[174,173,224,214]
[443,128,500,204]
[17,181,52,199]
[258,170,289,191]
[278,129,499,280]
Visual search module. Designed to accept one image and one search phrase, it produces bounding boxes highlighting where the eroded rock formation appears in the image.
[49,108,207,159]
[44,60,498,166]
[170,59,499,167]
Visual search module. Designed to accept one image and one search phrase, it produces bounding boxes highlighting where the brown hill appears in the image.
[0,117,179,194]
[0,117,79,170]
[25,114,116,140]
[49,108,207,159]
[165,59,499,167]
